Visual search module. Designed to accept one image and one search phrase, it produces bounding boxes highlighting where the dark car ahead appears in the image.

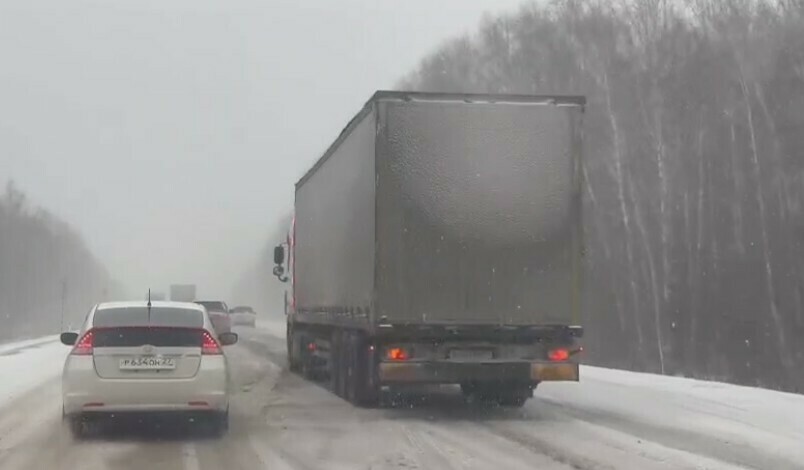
[230,306,257,327]
[194,301,231,334]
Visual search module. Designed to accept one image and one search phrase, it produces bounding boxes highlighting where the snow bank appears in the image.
[256,316,286,338]
[0,339,68,409]
[0,335,59,355]
[537,365,804,466]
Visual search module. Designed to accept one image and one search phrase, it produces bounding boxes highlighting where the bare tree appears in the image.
[0,181,113,340]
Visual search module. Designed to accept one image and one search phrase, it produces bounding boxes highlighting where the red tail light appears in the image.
[548,348,570,362]
[201,330,222,355]
[71,330,95,356]
[386,347,409,361]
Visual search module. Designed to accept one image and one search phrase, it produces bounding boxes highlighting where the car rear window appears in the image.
[93,327,202,347]
[93,307,204,328]
[195,301,227,312]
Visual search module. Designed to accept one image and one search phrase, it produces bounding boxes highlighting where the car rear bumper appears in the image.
[378,360,579,384]
[63,358,228,415]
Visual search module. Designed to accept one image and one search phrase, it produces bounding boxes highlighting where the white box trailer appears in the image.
[275,91,585,407]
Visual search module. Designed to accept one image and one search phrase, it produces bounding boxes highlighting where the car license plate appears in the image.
[119,356,176,370]
[449,349,493,360]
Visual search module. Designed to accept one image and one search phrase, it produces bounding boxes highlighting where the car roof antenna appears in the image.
[147,289,152,323]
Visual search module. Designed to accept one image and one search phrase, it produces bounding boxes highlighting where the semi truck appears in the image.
[169,284,197,302]
[273,91,585,407]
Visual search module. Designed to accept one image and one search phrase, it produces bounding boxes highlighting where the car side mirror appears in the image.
[219,332,238,346]
[60,332,79,346]
[273,245,285,265]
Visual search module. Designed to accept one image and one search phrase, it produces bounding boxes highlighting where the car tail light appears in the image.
[386,347,409,361]
[548,348,570,362]
[71,330,95,356]
[201,330,222,355]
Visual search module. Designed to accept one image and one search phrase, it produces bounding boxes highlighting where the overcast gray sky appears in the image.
[0,0,528,299]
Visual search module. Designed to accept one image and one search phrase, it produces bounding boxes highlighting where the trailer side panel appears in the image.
[294,108,376,324]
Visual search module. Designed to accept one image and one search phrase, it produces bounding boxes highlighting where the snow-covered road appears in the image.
[0,322,802,469]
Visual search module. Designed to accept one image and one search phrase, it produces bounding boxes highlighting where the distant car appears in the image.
[230,306,257,327]
[194,300,231,334]
[60,301,238,438]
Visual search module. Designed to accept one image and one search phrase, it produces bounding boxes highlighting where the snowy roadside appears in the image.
[256,316,286,338]
[254,317,804,466]
[537,366,804,467]
[0,339,68,410]
[0,335,59,355]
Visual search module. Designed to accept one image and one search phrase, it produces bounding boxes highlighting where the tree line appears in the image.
[0,181,117,341]
[400,0,804,391]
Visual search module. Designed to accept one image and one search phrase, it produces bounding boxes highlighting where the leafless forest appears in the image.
[0,182,117,341]
[400,0,804,391]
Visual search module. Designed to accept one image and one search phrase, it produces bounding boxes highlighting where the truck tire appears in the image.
[344,333,357,403]
[329,330,343,397]
[299,334,316,380]
[497,393,529,408]
[287,326,300,372]
[496,383,532,408]
[336,331,349,399]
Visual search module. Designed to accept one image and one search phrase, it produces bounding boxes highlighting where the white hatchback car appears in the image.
[60,301,238,437]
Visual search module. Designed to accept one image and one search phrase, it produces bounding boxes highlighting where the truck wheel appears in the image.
[497,383,533,408]
[329,330,343,397]
[336,331,349,399]
[299,334,316,380]
[287,328,300,372]
[497,394,528,407]
[344,333,357,403]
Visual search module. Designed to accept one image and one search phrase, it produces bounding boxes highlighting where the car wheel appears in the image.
[66,414,85,439]
[209,410,229,437]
